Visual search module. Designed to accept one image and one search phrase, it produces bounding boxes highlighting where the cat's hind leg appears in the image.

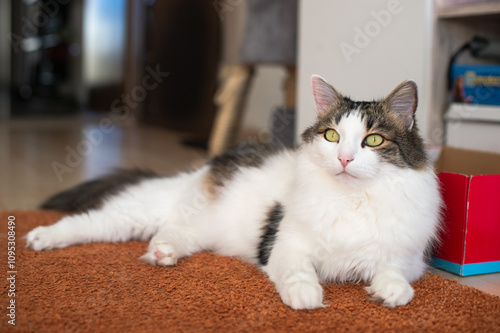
[140,226,202,266]
[26,209,158,251]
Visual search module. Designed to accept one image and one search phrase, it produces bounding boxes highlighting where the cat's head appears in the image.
[302,75,428,185]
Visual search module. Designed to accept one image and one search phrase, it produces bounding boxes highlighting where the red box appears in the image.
[432,147,500,276]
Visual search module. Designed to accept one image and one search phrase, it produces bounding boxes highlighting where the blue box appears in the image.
[451,65,500,106]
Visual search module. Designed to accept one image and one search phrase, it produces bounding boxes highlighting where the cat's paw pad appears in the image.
[281,280,324,310]
[140,244,178,267]
[366,280,414,307]
[25,226,63,251]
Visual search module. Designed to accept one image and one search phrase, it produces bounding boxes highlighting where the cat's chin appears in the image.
[332,170,373,187]
[335,171,357,179]
[333,171,361,184]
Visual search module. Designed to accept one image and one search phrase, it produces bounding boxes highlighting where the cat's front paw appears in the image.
[365,279,414,307]
[26,226,66,251]
[280,280,324,310]
[140,243,178,267]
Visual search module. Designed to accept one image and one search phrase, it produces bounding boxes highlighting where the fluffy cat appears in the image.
[26,76,442,310]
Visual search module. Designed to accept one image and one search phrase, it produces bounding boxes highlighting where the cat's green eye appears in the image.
[324,129,340,143]
[364,134,384,147]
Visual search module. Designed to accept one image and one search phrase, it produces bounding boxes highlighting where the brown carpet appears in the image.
[1,211,500,333]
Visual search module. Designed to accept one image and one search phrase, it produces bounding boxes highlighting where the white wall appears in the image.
[297,0,433,143]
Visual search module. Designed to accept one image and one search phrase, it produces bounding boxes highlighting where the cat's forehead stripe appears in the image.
[337,104,366,125]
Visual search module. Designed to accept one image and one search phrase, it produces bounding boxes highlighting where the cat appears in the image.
[26,75,442,310]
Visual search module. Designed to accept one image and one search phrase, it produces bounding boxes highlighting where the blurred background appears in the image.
[0,0,291,148]
[1,0,500,210]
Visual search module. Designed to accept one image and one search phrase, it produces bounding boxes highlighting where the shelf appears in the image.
[445,103,500,123]
[437,1,500,18]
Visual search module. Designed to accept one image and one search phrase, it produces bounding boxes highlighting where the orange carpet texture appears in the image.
[1,210,500,332]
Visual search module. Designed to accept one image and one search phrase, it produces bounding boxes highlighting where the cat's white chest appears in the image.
[310,190,386,282]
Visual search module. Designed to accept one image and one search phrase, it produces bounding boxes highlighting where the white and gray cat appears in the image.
[26,76,442,310]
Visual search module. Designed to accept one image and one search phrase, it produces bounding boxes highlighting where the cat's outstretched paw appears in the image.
[365,279,414,307]
[26,226,66,251]
[280,280,324,310]
[140,244,178,267]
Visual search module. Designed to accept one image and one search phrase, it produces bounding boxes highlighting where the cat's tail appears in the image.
[40,169,160,213]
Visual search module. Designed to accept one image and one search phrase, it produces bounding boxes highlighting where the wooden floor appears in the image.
[1,115,499,298]
[0,114,207,211]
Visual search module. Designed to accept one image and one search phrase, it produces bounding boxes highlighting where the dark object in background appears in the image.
[9,0,81,116]
[142,0,221,146]
[208,0,298,155]
[270,107,295,148]
[447,36,500,91]
[240,0,298,65]
[241,0,298,148]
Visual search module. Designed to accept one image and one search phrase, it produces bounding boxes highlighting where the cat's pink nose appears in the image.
[339,157,353,168]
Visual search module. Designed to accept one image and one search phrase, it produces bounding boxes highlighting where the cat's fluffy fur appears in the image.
[26,76,442,310]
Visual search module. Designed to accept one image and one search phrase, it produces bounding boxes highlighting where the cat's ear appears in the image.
[384,80,418,130]
[311,75,343,118]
